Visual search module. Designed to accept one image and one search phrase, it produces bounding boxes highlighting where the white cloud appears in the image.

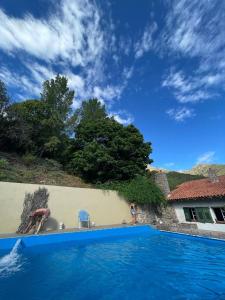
[0,0,134,109]
[196,151,215,164]
[161,0,225,104]
[163,1,225,59]
[0,0,104,68]
[123,66,134,80]
[109,110,134,125]
[134,22,157,58]
[167,107,195,122]
[0,66,40,97]
[162,69,214,103]
[93,85,125,104]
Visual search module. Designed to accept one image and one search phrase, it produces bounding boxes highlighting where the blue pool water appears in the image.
[0,228,225,300]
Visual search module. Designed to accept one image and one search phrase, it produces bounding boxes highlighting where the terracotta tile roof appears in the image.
[167,175,225,201]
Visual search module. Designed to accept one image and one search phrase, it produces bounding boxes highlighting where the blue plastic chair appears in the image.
[78,210,90,228]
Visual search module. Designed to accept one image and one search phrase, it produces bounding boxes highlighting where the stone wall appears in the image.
[136,205,157,224]
[136,204,178,226]
[160,205,178,225]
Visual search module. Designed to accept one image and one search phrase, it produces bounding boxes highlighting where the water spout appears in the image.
[0,239,24,277]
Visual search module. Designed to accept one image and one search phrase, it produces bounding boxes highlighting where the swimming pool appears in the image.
[0,226,225,300]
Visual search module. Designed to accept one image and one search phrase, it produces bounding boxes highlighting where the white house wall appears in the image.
[172,199,225,232]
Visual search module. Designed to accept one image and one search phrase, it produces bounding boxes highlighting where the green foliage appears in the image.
[68,102,152,183]
[43,136,61,154]
[41,74,74,136]
[1,75,75,160]
[1,99,46,153]
[97,176,165,206]
[166,171,205,190]
[22,153,37,166]
[119,176,165,206]
[0,158,9,169]
[0,79,9,115]
[0,79,154,187]
[72,98,107,128]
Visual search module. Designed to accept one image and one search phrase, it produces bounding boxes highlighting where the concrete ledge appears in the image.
[160,229,225,244]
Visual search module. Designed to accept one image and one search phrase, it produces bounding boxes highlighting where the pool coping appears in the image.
[0,225,155,251]
[159,229,225,243]
[1,224,225,252]
[0,224,144,239]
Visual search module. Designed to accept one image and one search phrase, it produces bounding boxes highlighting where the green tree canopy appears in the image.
[73,98,107,126]
[1,99,46,153]
[68,99,152,183]
[41,74,74,137]
[1,75,75,158]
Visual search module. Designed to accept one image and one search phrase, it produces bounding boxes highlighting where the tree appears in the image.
[40,75,75,158]
[1,100,46,153]
[68,99,152,182]
[0,75,74,159]
[0,80,9,150]
[67,98,107,135]
[0,79,9,115]
[41,74,74,136]
[73,98,107,125]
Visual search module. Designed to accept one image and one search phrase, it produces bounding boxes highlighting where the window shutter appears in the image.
[183,208,191,221]
[195,207,213,223]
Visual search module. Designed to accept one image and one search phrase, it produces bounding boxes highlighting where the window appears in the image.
[183,207,196,222]
[213,207,225,223]
[183,207,213,223]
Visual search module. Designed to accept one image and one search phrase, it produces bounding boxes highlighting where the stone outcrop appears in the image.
[153,171,170,196]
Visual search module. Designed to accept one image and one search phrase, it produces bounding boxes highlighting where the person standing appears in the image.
[130,204,137,224]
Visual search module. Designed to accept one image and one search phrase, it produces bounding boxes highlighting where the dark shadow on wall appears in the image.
[42,217,59,232]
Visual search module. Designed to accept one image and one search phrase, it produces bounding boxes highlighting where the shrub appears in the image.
[97,175,165,207]
[0,158,9,169]
[22,153,37,166]
[118,176,165,206]
[44,158,62,171]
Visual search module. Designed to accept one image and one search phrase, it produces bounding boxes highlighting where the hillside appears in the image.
[184,164,225,177]
[166,171,205,191]
[0,152,91,188]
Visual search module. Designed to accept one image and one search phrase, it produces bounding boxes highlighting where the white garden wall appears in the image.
[0,182,131,234]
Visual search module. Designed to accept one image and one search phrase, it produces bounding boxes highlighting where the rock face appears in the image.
[154,171,170,196]
[184,164,225,176]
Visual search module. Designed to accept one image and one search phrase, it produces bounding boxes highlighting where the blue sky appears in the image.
[0,0,224,170]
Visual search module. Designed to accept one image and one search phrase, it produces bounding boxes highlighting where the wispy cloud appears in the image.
[0,0,133,108]
[162,70,212,103]
[160,0,225,105]
[134,22,157,59]
[166,107,195,122]
[0,0,104,68]
[196,151,216,164]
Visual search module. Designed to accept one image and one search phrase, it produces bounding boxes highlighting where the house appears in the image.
[167,173,225,232]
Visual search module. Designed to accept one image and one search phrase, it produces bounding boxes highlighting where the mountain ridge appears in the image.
[148,163,225,177]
